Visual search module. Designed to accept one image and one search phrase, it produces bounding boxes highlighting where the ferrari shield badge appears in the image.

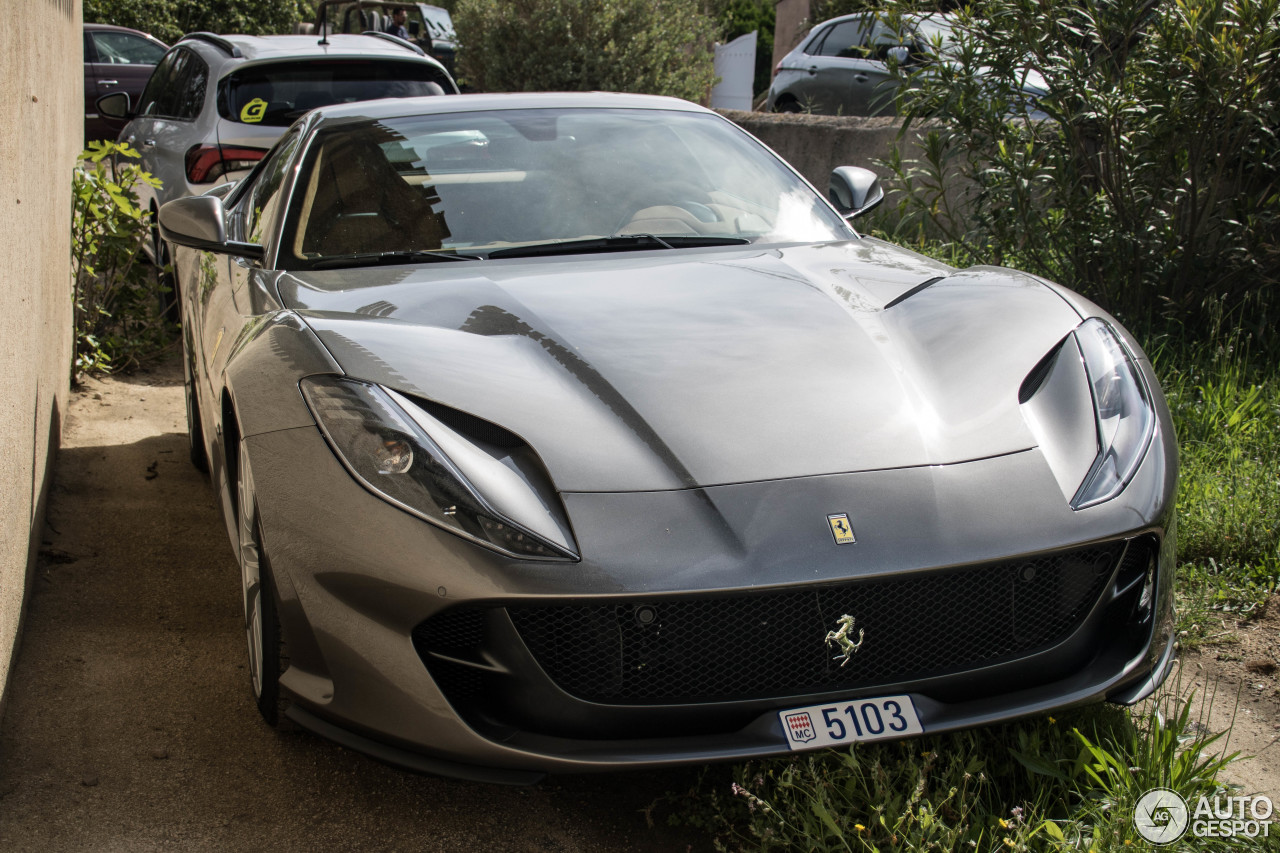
[827,513,856,544]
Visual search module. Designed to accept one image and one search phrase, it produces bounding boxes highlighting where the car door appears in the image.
[87,29,167,137]
[198,130,303,408]
[124,47,211,220]
[803,18,882,115]
[860,17,915,116]
[83,31,107,141]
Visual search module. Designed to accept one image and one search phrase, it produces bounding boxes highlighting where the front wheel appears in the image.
[182,333,208,473]
[236,441,290,727]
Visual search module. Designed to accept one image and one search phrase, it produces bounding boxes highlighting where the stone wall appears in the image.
[719,110,923,196]
[0,0,81,715]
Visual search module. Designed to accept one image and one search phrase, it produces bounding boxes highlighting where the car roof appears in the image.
[84,22,166,41]
[304,91,713,126]
[178,33,430,64]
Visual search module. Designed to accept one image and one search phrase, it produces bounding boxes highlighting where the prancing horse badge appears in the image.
[827,513,856,545]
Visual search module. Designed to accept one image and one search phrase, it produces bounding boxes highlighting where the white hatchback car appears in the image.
[98,31,456,283]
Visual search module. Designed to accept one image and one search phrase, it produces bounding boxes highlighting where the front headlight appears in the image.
[301,375,578,560]
[1071,318,1155,509]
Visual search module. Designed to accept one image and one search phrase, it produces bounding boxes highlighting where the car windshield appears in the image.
[220,60,448,127]
[282,108,852,267]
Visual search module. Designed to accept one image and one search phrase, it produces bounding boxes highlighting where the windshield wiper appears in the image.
[309,250,481,270]
[487,234,750,260]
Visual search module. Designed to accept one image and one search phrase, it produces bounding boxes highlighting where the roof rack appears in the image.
[359,30,426,56]
[179,32,244,58]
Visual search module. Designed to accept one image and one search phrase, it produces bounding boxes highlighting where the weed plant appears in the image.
[71,141,175,378]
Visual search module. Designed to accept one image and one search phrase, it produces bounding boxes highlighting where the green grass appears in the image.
[658,311,1280,851]
[657,688,1268,851]
[1151,332,1280,646]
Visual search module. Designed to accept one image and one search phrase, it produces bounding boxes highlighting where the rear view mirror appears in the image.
[829,166,885,219]
[96,91,133,121]
[886,45,911,65]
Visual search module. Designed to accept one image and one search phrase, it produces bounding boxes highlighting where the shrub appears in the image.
[453,0,718,101]
[84,0,303,46]
[881,0,1280,341]
[71,142,172,378]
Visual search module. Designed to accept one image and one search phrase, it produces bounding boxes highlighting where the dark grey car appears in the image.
[157,92,1177,783]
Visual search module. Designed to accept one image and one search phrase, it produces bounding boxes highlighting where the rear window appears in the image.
[217,59,450,127]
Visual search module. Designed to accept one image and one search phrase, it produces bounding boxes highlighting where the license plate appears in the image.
[778,695,923,750]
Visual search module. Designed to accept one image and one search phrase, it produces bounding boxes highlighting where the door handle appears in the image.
[854,74,868,83]
[807,65,818,75]
[98,79,119,86]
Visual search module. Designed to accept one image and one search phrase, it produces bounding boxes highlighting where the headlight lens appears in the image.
[1071,318,1155,509]
[301,376,577,560]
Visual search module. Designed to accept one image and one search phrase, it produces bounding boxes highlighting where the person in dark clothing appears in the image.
[384,6,410,39]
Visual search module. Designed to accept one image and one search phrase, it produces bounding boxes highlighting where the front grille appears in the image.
[506,544,1123,705]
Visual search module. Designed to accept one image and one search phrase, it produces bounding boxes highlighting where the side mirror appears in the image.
[96,91,133,121]
[158,195,264,260]
[829,166,885,219]
[886,45,911,65]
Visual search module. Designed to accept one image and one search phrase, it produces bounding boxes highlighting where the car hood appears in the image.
[280,240,1084,492]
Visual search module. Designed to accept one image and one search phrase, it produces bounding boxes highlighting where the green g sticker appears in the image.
[240,98,268,123]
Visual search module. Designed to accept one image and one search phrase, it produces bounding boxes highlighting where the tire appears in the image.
[775,97,802,114]
[182,333,209,473]
[236,440,291,728]
[155,239,181,322]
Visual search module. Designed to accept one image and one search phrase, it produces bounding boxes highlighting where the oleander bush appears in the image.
[84,0,304,45]
[880,0,1280,340]
[453,0,718,100]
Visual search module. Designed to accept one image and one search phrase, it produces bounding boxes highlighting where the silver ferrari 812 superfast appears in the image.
[158,92,1177,783]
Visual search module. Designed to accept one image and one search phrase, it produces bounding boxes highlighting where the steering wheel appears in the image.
[613,185,722,234]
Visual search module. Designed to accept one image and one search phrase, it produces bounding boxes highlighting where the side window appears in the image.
[91,32,167,65]
[139,48,207,120]
[174,53,209,120]
[83,31,99,63]
[816,19,870,59]
[241,132,303,244]
[137,50,177,116]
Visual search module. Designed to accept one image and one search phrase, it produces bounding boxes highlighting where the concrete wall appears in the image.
[0,0,82,716]
[719,110,921,194]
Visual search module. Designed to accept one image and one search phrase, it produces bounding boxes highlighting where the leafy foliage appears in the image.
[881,0,1280,339]
[453,0,718,101]
[71,142,173,378]
[84,0,305,45]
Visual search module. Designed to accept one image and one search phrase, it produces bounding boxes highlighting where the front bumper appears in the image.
[244,409,1176,778]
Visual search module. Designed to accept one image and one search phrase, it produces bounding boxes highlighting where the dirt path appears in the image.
[0,359,704,852]
[1179,600,1280,800]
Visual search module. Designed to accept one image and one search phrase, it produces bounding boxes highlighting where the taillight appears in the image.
[184,144,266,184]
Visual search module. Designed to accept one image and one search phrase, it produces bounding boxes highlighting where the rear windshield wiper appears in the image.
[486,235,750,260]
[308,250,481,270]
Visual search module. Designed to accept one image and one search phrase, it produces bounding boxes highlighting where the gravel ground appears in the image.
[0,360,707,852]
